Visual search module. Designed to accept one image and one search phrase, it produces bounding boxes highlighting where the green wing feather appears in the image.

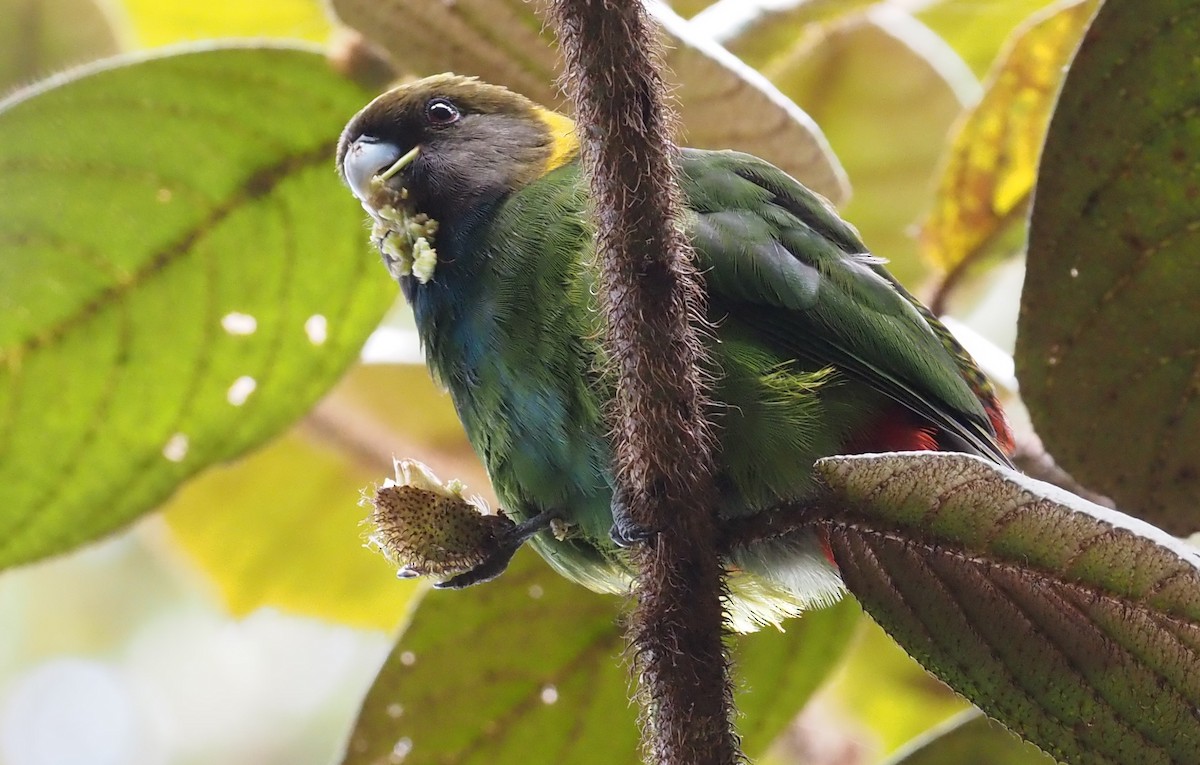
[679,149,1012,466]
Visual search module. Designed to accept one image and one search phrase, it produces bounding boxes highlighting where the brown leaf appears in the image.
[816,451,1200,765]
[0,0,123,94]
[326,0,849,202]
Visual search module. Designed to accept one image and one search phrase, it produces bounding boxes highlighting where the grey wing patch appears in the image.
[690,209,822,310]
[726,156,866,255]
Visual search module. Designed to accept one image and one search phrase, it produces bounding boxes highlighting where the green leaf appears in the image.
[816,451,1200,765]
[831,619,969,758]
[326,0,850,203]
[341,551,636,765]
[1,0,125,94]
[1017,0,1200,535]
[746,10,978,286]
[883,711,1056,765]
[0,45,394,570]
[921,0,1099,274]
[341,551,858,764]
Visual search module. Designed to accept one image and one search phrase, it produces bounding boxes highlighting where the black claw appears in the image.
[434,547,518,589]
[609,498,655,548]
[434,507,560,589]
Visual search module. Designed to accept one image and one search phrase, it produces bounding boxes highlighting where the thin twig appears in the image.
[302,394,492,500]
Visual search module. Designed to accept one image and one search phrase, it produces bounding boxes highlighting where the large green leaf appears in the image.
[883,711,1055,765]
[0,45,394,570]
[340,552,634,765]
[816,451,1200,765]
[341,550,859,765]
[1018,0,1200,534]
[326,0,849,203]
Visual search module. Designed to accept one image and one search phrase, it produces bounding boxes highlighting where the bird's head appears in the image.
[337,74,578,283]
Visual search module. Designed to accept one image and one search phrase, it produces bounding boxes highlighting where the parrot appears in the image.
[337,73,1015,630]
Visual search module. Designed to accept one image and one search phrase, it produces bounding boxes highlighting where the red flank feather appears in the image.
[848,408,940,454]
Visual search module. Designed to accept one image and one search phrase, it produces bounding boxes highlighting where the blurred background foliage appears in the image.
[0,0,1165,763]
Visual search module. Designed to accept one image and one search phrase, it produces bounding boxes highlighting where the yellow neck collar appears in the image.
[534,107,580,175]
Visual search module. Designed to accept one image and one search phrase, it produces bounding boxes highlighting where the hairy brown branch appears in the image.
[547,2,738,764]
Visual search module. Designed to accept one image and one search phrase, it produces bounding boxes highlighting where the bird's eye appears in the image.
[426,98,461,127]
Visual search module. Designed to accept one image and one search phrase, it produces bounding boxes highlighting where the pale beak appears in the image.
[342,138,420,203]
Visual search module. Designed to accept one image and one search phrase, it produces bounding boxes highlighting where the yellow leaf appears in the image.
[706,0,878,73]
[921,0,1100,273]
[163,432,418,629]
[162,361,487,629]
[329,362,475,453]
[120,0,331,47]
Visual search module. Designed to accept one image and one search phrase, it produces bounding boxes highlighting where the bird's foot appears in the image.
[609,497,656,548]
[434,509,559,589]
